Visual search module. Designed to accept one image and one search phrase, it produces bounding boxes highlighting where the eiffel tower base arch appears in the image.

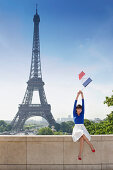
[11,108,56,132]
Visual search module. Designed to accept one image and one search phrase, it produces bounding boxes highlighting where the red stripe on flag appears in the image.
[79,71,85,80]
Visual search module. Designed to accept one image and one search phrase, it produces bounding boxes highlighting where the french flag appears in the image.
[79,71,85,80]
[79,71,92,87]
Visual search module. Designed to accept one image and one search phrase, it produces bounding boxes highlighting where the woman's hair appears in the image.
[76,104,82,110]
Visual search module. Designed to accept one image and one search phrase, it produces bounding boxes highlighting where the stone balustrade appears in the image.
[0,135,113,170]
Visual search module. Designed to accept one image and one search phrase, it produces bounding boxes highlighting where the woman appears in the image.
[72,90,95,160]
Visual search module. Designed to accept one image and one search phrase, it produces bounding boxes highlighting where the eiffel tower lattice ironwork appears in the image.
[11,7,56,132]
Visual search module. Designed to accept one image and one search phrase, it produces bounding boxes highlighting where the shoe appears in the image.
[91,149,95,152]
[78,156,82,160]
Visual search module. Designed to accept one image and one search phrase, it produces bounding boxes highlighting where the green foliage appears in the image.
[53,131,64,135]
[59,121,75,133]
[37,127,54,135]
[5,124,12,131]
[0,120,12,132]
[84,111,113,135]
[24,124,38,130]
[84,119,95,135]
[54,123,61,131]
[104,90,113,106]
[0,120,7,127]
[37,122,72,135]
[84,119,92,126]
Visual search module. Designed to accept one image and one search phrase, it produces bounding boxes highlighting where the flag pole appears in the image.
[81,86,85,91]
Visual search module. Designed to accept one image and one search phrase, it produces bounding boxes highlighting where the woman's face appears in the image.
[76,108,82,115]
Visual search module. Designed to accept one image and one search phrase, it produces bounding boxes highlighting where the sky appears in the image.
[0,0,113,122]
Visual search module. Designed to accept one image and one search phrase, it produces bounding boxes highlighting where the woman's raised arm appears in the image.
[79,90,84,99]
[76,91,81,100]
[80,91,84,113]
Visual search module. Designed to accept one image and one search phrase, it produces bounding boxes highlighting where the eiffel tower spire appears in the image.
[11,7,56,132]
[29,4,42,79]
[36,3,38,14]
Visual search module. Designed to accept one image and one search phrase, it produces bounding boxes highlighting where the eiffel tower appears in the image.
[11,6,56,132]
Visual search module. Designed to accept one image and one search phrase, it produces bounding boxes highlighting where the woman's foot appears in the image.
[92,149,95,152]
[78,154,82,160]
[90,145,95,152]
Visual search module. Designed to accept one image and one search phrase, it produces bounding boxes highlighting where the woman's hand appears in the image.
[76,90,84,99]
[79,90,83,94]
[79,90,84,99]
[76,91,81,100]
[77,91,81,95]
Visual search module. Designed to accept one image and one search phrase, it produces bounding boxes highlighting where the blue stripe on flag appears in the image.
[82,77,92,87]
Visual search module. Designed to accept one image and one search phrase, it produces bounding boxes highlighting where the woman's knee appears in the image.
[80,136,84,141]
[83,134,90,142]
[82,134,86,139]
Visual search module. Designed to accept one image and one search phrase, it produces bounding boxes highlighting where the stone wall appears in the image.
[0,135,113,170]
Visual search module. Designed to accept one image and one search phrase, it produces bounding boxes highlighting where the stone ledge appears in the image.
[0,135,112,170]
[0,134,113,141]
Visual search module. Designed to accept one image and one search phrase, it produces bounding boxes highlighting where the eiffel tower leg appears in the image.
[43,111,56,127]
[17,119,26,131]
[11,112,22,132]
[39,86,47,105]
[22,87,33,104]
[11,112,26,132]
[19,117,28,131]
[11,111,19,127]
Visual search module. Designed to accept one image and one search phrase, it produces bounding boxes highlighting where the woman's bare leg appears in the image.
[82,134,95,150]
[78,136,84,157]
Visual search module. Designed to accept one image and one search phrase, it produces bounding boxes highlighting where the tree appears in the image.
[0,120,7,132]
[37,127,54,135]
[60,121,74,133]
[104,90,113,106]
[54,123,61,131]
[5,124,12,131]
[84,119,91,126]
[0,120,7,127]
